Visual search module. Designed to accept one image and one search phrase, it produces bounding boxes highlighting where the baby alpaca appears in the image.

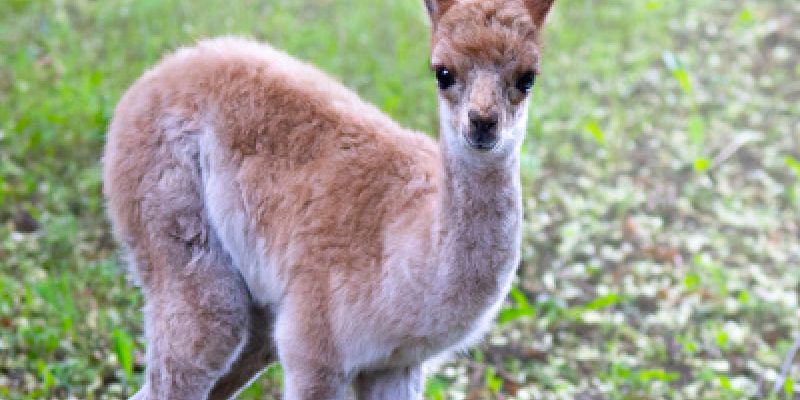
[103,0,556,398]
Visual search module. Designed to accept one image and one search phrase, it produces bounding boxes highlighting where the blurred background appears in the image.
[1,0,798,398]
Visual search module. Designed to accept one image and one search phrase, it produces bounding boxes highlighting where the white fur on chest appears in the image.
[333,214,521,374]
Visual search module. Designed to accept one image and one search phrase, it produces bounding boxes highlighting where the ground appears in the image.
[0,0,798,399]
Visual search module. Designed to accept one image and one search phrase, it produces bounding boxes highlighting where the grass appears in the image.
[1,0,799,398]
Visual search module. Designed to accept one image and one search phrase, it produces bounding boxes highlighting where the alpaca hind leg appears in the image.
[131,252,252,400]
[208,304,277,399]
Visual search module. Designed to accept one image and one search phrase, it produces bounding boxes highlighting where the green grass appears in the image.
[1,0,799,398]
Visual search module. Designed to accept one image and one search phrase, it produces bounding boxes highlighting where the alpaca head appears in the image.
[424,0,554,161]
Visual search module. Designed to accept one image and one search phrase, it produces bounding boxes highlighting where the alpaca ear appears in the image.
[424,0,456,25]
[525,0,555,27]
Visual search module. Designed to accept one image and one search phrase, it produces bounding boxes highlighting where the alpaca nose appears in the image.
[467,110,499,151]
[469,110,498,132]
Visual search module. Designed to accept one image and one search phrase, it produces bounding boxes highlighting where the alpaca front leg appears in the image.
[278,340,350,400]
[275,297,349,400]
[281,364,350,400]
[355,366,424,400]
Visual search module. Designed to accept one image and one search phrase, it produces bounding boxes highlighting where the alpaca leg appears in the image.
[208,304,277,400]
[355,366,423,400]
[281,361,349,400]
[275,297,349,400]
[131,253,252,400]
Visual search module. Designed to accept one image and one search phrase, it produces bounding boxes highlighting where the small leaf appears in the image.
[785,156,800,177]
[497,308,525,324]
[715,330,729,350]
[509,286,531,309]
[737,290,750,305]
[485,367,503,395]
[662,51,694,95]
[694,157,711,172]
[684,273,701,291]
[737,9,755,25]
[719,375,733,390]
[425,377,448,400]
[584,293,622,310]
[674,69,694,95]
[638,368,680,383]
[677,336,698,354]
[584,121,606,145]
[688,115,705,148]
[37,361,55,391]
[112,328,135,380]
[645,0,662,11]
[498,287,535,324]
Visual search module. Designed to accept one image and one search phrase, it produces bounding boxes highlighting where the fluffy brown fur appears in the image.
[103,1,555,399]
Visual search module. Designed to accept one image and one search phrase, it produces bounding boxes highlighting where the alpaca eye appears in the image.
[435,66,456,90]
[516,71,536,93]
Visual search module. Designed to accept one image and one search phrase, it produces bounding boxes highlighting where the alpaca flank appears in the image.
[103,0,555,398]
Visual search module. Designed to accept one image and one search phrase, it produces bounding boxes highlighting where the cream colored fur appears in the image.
[103,0,555,398]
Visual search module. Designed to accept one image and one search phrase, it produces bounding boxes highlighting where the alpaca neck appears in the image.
[433,132,523,301]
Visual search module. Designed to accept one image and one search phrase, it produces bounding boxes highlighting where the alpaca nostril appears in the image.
[468,110,498,131]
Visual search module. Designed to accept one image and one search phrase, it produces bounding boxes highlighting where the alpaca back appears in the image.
[103,37,440,299]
